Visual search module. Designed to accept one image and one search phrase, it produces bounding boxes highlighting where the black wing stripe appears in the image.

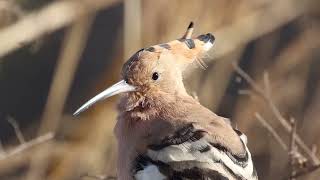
[209,142,249,168]
[133,155,230,180]
[148,123,206,150]
[199,145,211,153]
[217,159,246,180]
[233,129,243,136]
[136,124,257,179]
[148,123,248,167]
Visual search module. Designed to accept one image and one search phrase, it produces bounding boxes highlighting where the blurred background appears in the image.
[0,0,319,179]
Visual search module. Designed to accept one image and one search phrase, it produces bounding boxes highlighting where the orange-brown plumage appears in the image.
[74,22,257,180]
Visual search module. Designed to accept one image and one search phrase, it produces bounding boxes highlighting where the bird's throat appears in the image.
[118,91,192,122]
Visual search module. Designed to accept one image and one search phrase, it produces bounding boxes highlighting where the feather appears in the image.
[133,124,258,180]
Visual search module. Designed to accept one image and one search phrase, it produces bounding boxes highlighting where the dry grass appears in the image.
[0,0,319,179]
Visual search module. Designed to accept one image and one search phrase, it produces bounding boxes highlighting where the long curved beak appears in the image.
[73,80,135,116]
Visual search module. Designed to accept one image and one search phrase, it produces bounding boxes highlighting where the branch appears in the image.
[0,133,54,161]
[0,117,53,172]
[255,113,288,151]
[7,116,26,144]
[0,0,119,59]
[0,140,67,175]
[290,164,320,179]
[81,173,117,180]
[233,62,320,165]
[0,117,53,161]
[289,118,297,179]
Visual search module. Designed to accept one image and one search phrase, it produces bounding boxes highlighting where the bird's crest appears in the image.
[140,22,214,70]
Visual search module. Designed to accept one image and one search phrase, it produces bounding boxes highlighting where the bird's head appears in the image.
[74,22,215,115]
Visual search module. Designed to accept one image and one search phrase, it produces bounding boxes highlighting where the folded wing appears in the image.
[133,123,258,180]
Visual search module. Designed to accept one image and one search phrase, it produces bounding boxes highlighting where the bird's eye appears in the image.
[152,72,159,80]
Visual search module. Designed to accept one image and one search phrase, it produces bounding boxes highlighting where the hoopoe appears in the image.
[74,22,258,180]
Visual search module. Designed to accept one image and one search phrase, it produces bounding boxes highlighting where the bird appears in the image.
[74,22,258,180]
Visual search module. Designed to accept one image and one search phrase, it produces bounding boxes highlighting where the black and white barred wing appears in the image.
[133,124,258,180]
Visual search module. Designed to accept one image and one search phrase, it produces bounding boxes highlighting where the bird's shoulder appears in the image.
[145,101,248,159]
[175,98,247,156]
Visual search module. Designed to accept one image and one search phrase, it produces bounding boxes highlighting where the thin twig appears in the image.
[235,63,320,178]
[255,113,288,151]
[290,164,320,179]
[289,118,297,179]
[232,62,320,165]
[7,116,26,144]
[312,145,317,155]
[256,112,310,179]
[0,139,66,175]
[232,62,265,97]
[0,133,54,161]
[263,72,271,97]
[81,173,117,180]
[238,89,253,96]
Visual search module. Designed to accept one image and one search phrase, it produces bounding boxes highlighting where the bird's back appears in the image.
[116,95,258,180]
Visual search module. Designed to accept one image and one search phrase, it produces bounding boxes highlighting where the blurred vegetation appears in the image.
[0,0,319,180]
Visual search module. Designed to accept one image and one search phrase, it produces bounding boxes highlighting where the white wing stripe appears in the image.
[134,164,166,180]
[146,135,257,180]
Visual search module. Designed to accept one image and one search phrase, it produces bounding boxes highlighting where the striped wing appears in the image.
[132,124,258,180]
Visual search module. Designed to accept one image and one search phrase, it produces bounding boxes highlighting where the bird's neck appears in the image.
[117,91,195,121]
[114,92,210,179]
